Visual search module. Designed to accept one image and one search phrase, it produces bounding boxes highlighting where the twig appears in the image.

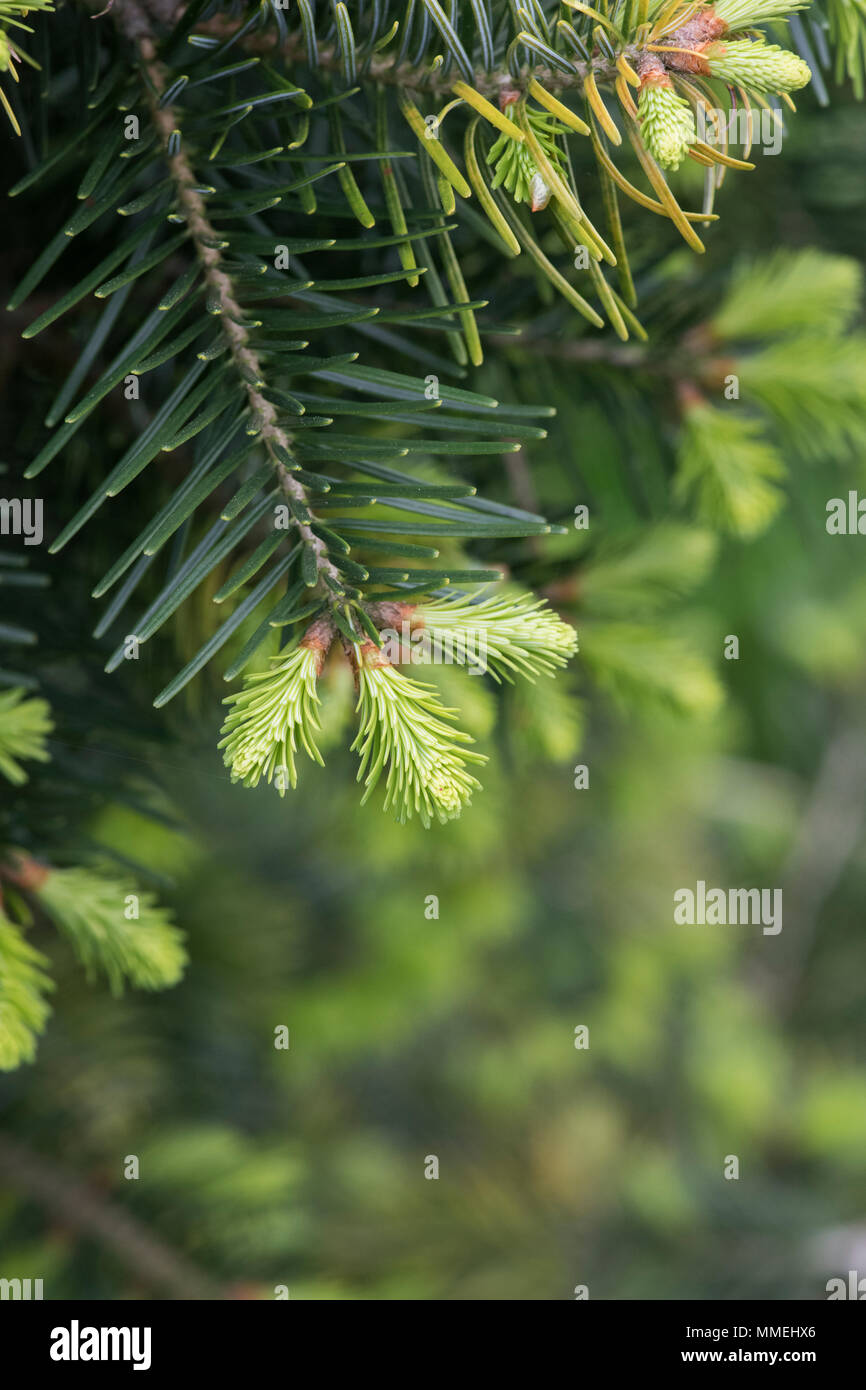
[0,1132,225,1300]
[112,0,343,592]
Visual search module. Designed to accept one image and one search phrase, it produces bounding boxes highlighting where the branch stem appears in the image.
[194,18,625,97]
[114,0,342,594]
[0,1132,226,1300]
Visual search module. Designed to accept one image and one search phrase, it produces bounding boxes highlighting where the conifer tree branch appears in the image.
[7,1,838,826]
[193,15,617,97]
[112,0,343,595]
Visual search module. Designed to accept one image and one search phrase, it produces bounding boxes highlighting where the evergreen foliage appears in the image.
[1,2,866,1308]
[0,560,185,1069]
[7,0,862,830]
[2,0,866,1066]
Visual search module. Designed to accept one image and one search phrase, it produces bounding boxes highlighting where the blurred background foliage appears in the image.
[2,12,866,1301]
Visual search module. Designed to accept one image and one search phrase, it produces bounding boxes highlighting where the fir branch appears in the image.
[581,620,724,716]
[2,854,186,995]
[114,0,344,597]
[37,864,186,993]
[673,389,786,536]
[711,248,862,340]
[192,13,618,97]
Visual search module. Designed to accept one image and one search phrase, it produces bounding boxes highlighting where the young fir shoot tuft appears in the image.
[218,592,577,824]
[220,622,330,794]
[0,687,53,785]
[486,100,569,211]
[34,865,186,995]
[352,640,486,828]
[412,592,580,683]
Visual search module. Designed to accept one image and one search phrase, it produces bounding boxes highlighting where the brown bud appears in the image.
[637,53,670,86]
[357,639,391,670]
[2,852,51,893]
[298,614,337,674]
[364,600,420,631]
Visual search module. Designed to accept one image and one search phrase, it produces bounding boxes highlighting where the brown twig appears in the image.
[0,1132,226,1300]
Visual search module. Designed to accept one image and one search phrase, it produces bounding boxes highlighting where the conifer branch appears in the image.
[7,0,858,826]
[194,15,616,97]
[114,0,343,596]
